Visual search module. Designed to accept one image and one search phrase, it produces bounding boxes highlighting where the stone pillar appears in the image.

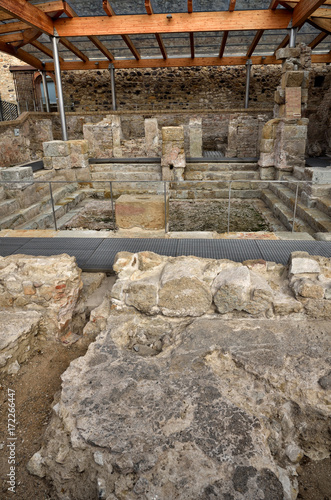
[161,126,186,181]
[145,118,159,157]
[43,140,91,181]
[83,118,113,158]
[111,115,122,158]
[189,117,202,157]
[258,44,311,179]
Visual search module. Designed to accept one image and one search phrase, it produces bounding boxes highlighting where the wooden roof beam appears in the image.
[0,21,30,34]
[309,30,328,48]
[59,37,89,62]
[189,32,194,58]
[31,39,64,62]
[0,39,43,68]
[188,0,193,13]
[87,35,114,61]
[42,52,331,71]
[293,0,327,27]
[145,0,167,59]
[54,10,293,37]
[274,34,289,53]
[219,31,228,58]
[13,28,41,49]
[0,0,54,35]
[0,33,24,43]
[269,0,279,8]
[247,29,264,57]
[102,1,140,60]
[145,0,153,15]
[229,0,236,12]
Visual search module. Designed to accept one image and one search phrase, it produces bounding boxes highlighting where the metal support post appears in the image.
[41,69,50,113]
[289,27,298,48]
[49,182,58,231]
[109,181,115,229]
[227,181,232,234]
[244,59,252,109]
[292,183,299,233]
[164,181,168,233]
[51,34,68,141]
[109,63,117,111]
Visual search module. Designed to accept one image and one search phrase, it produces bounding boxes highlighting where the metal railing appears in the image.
[0,178,311,234]
[0,99,18,122]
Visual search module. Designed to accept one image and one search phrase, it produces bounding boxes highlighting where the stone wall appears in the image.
[0,53,26,103]
[60,64,330,112]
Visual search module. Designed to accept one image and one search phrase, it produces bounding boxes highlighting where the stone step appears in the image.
[89,163,161,173]
[170,189,261,200]
[0,212,25,230]
[91,171,162,182]
[16,189,87,230]
[0,186,5,202]
[292,166,306,180]
[0,198,20,218]
[265,184,331,233]
[281,175,331,205]
[304,167,331,183]
[260,189,312,233]
[170,180,267,191]
[186,162,259,172]
[316,197,331,218]
[185,171,260,181]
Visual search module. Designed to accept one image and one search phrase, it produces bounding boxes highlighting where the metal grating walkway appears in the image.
[0,238,331,272]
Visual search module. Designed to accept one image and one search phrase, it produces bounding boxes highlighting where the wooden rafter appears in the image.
[31,39,64,62]
[59,37,89,62]
[42,53,331,72]
[145,0,153,16]
[87,35,114,61]
[14,28,41,49]
[144,0,167,59]
[269,0,279,8]
[0,21,30,34]
[0,0,54,35]
[189,32,194,58]
[54,10,292,37]
[188,0,193,14]
[102,0,140,60]
[309,31,328,48]
[219,31,228,58]
[0,39,43,68]
[0,33,24,43]
[309,17,331,33]
[274,34,289,53]
[247,29,264,57]
[229,0,236,12]
[293,0,327,27]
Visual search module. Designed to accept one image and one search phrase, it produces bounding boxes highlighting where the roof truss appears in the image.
[0,0,329,71]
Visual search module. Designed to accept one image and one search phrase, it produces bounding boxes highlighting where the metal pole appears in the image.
[244,59,252,109]
[227,181,232,234]
[164,181,168,233]
[110,181,115,229]
[51,34,68,141]
[41,70,51,113]
[49,182,58,231]
[292,183,299,233]
[289,27,298,48]
[109,63,117,111]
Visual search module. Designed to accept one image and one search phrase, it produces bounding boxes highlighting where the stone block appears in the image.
[289,252,320,275]
[74,167,92,182]
[162,126,184,142]
[276,47,301,61]
[144,118,159,157]
[83,121,113,158]
[115,194,168,230]
[213,266,251,314]
[274,88,285,105]
[112,115,122,158]
[262,121,278,140]
[68,140,88,155]
[259,166,276,180]
[43,157,54,170]
[70,152,89,169]
[52,157,71,170]
[285,87,302,119]
[305,167,331,184]
[281,71,304,89]
[302,71,310,89]
[258,152,274,167]
[189,117,202,157]
[0,166,34,190]
[260,139,274,154]
[43,140,70,158]
[283,124,307,140]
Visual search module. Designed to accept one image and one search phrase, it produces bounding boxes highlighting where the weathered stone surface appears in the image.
[189,117,202,157]
[43,140,70,158]
[161,126,186,180]
[115,194,168,230]
[34,316,331,500]
[213,266,251,313]
[144,118,159,156]
[83,118,113,158]
[0,254,82,338]
[289,252,321,275]
[0,165,34,190]
[292,278,325,299]
[159,276,212,317]
[126,276,159,315]
[276,47,301,60]
[0,310,41,373]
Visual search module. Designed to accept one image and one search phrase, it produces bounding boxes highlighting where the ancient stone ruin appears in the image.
[1,250,324,499]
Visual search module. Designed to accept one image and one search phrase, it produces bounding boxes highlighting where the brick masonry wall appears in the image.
[0,53,28,103]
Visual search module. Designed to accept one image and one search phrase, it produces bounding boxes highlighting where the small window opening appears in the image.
[314,75,325,88]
